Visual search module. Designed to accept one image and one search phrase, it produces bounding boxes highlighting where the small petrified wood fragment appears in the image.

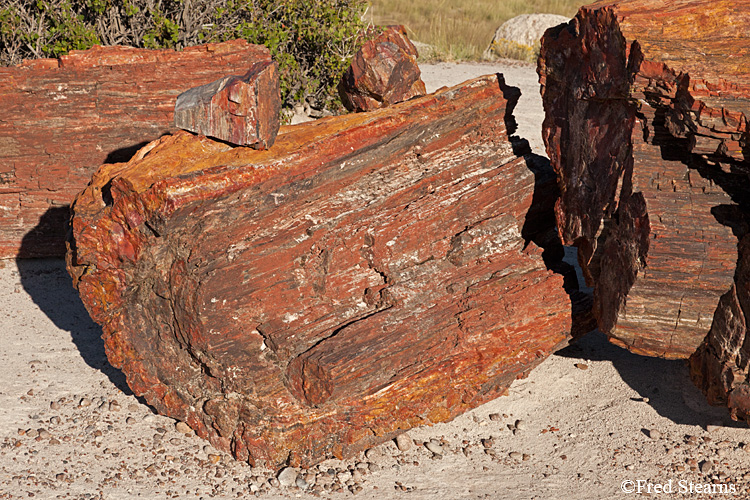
[338,25,426,112]
[0,40,271,258]
[174,61,280,149]
[67,75,571,467]
[539,2,748,359]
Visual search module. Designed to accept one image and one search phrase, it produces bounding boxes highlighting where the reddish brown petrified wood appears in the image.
[67,75,572,468]
[0,40,270,258]
[173,61,280,149]
[338,26,426,112]
[539,1,749,360]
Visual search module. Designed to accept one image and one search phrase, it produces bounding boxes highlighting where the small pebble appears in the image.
[175,421,192,434]
[109,401,121,411]
[295,475,308,490]
[79,397,92,408]
[649,429,662,440]
[700,461,713,474]
[50,401,61,410]
[425,439,443,455]
[509,451,522,461]
[515,419,527,431]
[365,448,381,460]
[126,416,136,425]
[268,477,280,488]
[395,433,412,452]
[489,413,501,421]
[481,438,494,449]
[37,429,51,439]
[368,463,380,472]
[49,416,61,425]
[522,453,530,461]
[207,454,222,464]
[574,363,588,370]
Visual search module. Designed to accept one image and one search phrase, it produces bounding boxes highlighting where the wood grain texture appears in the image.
[174,61,280,148]
[539,1,748,360]
[67,75,572,468]
[338,26,426,112]
[0,40,271,258]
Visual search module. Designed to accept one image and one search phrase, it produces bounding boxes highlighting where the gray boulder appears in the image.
[484,14,570,61]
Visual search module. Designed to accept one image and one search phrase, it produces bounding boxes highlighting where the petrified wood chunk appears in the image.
[690,235,750,422]
[174,61,280,149]
[539,2,748,359]
[338,25,426,112]
[67,75,572,468]
[0,40,271,259]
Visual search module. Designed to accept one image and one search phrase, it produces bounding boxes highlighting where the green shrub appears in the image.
[0,0,371,113]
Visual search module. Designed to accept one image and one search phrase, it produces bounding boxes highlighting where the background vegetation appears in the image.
[366,0,582,61]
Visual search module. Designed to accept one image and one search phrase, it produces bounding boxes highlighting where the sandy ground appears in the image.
[2,62,750,500]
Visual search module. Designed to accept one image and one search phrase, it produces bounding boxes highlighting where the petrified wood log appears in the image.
[338,25,426,112]
[539,2,748,359]
[174,61,280,148]
[0,40,270,259]
[67,75,572,467]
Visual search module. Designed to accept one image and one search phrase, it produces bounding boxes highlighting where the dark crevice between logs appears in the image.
[497,74,595,339]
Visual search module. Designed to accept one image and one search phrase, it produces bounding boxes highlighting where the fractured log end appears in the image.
[174,60,281,149]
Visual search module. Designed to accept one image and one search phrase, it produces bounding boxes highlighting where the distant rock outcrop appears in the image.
[484,14,569,61]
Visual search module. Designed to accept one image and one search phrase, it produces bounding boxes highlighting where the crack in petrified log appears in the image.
[67,75,574,467]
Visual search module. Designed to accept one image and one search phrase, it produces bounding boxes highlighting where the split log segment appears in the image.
[690,235,750,422]
[0,40,271,259]
[539,2,749,359]
[338,25,426,112]
[67,75,572,468]
[173,61,280,149]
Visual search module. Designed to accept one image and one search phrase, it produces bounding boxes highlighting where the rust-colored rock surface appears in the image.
[539,2,748,359]
[338,26,426,112]
[0,40,271,259]
[690,235,750,422]
[67,75,572,468]
[174,61,280,149]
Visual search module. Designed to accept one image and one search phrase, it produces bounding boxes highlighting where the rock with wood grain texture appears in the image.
[338,26,426,112]
[539,2,749,359]
[174,61,280,148]
[690,235,750,422]
[66,75,572,468]
[0,40,271,259]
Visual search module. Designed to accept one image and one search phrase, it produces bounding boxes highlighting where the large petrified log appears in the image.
[0,40,270,259]
[67,75,572,467]
[539,2,749,359]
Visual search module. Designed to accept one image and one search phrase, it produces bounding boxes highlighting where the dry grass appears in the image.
[364,0,583,61]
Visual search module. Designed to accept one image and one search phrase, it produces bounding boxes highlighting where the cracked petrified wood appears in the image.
[174,60,280,148]
[66,75,572,467]
[338,25,426,112]
[539,2,749,359]
[0,39,270,258]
